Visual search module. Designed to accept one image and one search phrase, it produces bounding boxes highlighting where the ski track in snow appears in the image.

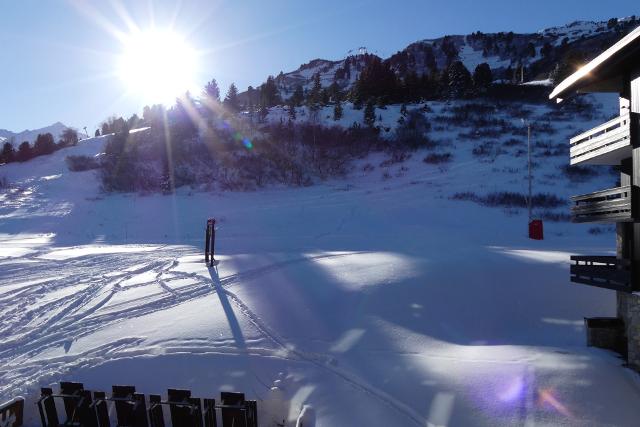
[0,247,429,425]
[4,98,640,425]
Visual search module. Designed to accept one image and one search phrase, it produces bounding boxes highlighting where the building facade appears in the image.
[550,26,640,368]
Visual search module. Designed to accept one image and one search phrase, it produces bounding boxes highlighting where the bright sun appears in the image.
[118,30,197,105]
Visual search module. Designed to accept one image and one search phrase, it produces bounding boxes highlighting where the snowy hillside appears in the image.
[539,17,637,45]
[2,89,640,426]
[244,16,639,102]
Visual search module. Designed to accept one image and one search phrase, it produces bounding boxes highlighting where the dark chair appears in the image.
[112,385,148,427]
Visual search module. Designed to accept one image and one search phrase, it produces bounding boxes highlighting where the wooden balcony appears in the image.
[570,256,634,292]
[569,114,632,165]
[571,185,635,223]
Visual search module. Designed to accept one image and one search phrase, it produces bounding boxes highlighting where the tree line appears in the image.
[1,128,78,164]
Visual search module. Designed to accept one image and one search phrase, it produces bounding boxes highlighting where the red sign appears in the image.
[529,219,544,240]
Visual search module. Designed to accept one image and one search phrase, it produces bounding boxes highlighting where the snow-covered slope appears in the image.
[247,16,639,101]
[539,17,638,45]
[1,95,640,426]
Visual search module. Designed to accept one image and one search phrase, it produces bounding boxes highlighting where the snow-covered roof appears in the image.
[550,25,640,101]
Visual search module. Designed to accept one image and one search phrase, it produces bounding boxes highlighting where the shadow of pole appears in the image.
[209,265,247,351]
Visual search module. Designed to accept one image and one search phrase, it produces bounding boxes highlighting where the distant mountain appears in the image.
[0,122,70,146]
[240,16,638,103]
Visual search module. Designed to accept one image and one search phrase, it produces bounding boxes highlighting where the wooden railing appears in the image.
[571,185,635,223]
[570,114,631,165]
[570,255,634,292]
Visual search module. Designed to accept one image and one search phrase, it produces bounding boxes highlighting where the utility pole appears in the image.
[527,122,532,221]
[522,119,532,221]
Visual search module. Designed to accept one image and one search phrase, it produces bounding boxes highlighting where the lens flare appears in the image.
[497,376,525,402]
[538,389,573,418]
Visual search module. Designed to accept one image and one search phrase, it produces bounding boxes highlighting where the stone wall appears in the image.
[617,291,640,369]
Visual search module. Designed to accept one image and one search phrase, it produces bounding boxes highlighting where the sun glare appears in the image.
[118,30,197,105]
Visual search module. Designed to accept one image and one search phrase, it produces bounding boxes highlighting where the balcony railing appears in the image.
[571,185,635,223]
[569,114,632,165]
[570,255,634,292]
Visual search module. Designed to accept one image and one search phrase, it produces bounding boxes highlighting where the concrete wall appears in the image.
[618,292,640,368]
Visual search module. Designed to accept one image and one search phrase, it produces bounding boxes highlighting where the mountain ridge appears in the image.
[0,122,70,146]
[239,16,638,103]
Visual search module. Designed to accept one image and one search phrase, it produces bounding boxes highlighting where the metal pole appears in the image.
[210,224,216,267]
[528,123,532,221]
[205,223,210,264]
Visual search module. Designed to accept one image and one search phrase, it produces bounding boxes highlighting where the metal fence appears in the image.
[1,397,24,427]
[37,382,257,427]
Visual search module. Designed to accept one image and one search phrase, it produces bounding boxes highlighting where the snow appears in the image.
[458,44,511,72]
[538,18,636,47]
[2,96,640,426]
[522,79,553,86]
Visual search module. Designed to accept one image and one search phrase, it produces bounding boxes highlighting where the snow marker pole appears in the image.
[210,221,216,267]
[206,218,216,266]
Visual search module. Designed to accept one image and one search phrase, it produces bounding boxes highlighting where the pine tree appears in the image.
[95,129,100,137]
[1,142,15,163]
[260,76,281,107]
[526,42,536,58]
[127,114,140,130]
[423,45,437,72]
[400,103,408,117]
[541,42,553,59]
[440,36,459,66]
[364,101,376,127]
[204,79,220,102]
[224,83,240,112]
[446,61,472,98]
[351,56,398,106]
[306,73,322,123]
[473,63,493,93]
[291,85,304,106]
[333,101,343,121]
[402,72,421,103]
[246,86,256,120]
[308,73,322,106]
[327,81,343,103]
[288,102,297,121]
[171,93,198,140]
[17,141,31,162]
[34,133,56,155]
[504,65,514,83]
[258,103,269,123]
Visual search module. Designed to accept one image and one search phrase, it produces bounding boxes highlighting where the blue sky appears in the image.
[0,0,638,133]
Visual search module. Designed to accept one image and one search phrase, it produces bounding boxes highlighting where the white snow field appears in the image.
[2,103,640,426]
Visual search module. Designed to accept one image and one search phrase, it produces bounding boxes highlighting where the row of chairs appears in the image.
[37,382,257,427]
[0,396,24,427]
